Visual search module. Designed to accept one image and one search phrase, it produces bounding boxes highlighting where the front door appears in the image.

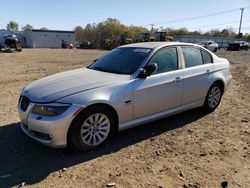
[133,47,183,119]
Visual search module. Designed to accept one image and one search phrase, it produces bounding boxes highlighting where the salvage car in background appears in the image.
[18,42,232,151]
[198,41,219,52]
[227,41,249,51]
[0,35,22,53]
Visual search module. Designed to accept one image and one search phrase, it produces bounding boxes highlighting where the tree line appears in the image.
[6,21,48,31]
[5,19,250,41]
[75,18,250,42]
[74,18,146,42]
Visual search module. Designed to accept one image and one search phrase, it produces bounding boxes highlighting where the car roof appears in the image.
[119,42,200,49]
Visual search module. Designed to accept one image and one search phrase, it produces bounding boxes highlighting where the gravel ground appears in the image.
[0,49,249,188]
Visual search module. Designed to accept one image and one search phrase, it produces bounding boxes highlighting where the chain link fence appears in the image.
[173,35,237,48]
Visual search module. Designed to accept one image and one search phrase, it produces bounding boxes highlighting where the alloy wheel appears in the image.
[208,86,221,108]
[80,113,111,146]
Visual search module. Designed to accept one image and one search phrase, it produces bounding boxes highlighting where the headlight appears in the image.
[32,103,71,116]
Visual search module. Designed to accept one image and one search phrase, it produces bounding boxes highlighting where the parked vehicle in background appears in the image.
[138,33,153,42]
[198,41,218,52]
[76,41,90,49]
[117,34,133,46]
[18,42,232,151]
[154,32,173,42]
[227,41,249,51]
[0,35,22,52]
[61,40,73,49]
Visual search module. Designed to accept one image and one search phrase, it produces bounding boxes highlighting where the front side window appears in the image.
[89,47,151,74]
[182,47,203,68]
[148,47,178,74]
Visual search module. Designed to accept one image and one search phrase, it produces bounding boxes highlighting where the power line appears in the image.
[145,6,250,26]
[218,26,250,31]
[187,20,250,30]
[238,26,250,30]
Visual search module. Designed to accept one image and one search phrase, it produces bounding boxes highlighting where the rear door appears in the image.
[181,47,214,105]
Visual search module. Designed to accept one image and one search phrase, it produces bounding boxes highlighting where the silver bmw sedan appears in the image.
[18,42,232,151]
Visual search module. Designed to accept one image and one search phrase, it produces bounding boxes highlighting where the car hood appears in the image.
[23,68,130,103]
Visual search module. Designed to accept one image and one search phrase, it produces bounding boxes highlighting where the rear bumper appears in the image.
[224,73,232,93]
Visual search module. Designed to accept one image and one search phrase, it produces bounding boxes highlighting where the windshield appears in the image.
[88,47,151,74]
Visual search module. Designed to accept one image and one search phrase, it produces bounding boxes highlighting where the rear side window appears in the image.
[201,50,213,64]
[182,47,203,68]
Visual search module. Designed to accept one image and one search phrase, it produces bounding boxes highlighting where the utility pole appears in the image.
[150,24,154,34]
[238,8,244,38]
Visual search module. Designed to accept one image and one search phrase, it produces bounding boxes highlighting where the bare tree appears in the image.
[74,26,84,42]
[83,24,98,41]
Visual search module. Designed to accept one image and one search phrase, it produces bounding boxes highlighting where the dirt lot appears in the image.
[0,48,249,188]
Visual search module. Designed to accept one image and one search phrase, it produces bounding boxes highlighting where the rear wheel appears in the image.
[204,83,223,112]
[213,48,217,52]
[70,106,116,151]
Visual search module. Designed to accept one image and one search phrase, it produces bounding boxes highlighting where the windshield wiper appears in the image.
[90,66,130,75]
[92,67,109,72]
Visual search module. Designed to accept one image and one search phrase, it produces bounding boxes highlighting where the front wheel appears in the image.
[213,48,217,52]
[70,106,116,151]
[203,83,223,112]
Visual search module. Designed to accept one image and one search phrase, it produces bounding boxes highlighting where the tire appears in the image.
[70,106,116,151]
[213,48,217,52]
[203,83,223,112]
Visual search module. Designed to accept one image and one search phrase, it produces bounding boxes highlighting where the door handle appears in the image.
[174,77,181,82]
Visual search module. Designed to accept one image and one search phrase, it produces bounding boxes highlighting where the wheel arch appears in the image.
[67,103,119,146]
[212,79,225,94]
[203,79,225,105]
[203,79,225,111]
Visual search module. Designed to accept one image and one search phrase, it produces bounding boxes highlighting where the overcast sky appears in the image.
[0,0,249,33]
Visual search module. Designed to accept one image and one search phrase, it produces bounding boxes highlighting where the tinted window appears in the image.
[149,47,178,74]
[89,48,151,74]
[201,50,213,64]
[182,47,203,68]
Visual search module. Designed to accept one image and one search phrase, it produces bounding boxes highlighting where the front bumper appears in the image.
[18,101,85,148]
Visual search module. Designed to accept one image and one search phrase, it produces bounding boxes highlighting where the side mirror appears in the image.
[137,63,157,78]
